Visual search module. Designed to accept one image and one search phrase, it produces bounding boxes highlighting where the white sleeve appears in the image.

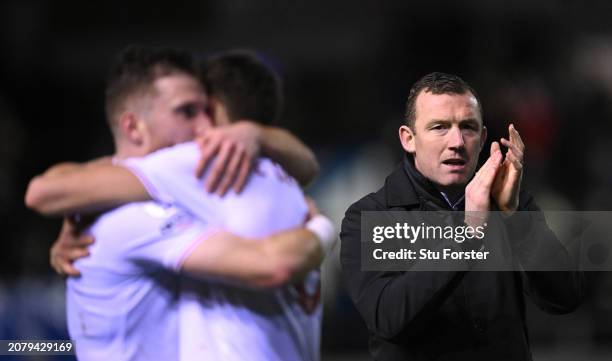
[88,203,219,273]
[130,222,219,272]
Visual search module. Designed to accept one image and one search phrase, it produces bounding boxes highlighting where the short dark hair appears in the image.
[105,45,197,129]
[201,50,282,125]
[404,72,482,129]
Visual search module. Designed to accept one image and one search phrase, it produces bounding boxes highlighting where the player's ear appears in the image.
[479,125,488,152]
[399,125,416,154]
[209,96,231,126]
[119,112,145,145]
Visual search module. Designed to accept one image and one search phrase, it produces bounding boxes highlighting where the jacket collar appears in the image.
[384,158,420,208]
[386,153,466,210]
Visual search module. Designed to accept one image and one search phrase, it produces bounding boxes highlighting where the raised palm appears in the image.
[491,124,524,215]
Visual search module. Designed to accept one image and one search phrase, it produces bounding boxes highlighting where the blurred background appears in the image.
[2,0,612,359]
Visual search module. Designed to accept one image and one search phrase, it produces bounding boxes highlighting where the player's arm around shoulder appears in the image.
[258,125,319,187]
[25,159,147,216]
[195,121,319,195]
[180,201,336,288]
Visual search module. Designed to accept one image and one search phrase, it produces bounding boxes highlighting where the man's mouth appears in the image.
[442,158,467,170]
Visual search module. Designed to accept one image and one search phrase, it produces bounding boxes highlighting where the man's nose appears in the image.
[447,126,465,149]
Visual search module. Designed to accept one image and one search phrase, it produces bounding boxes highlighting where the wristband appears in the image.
[305,215,337,257]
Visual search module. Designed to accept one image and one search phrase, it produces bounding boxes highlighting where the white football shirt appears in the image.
[66,202,213,361]
[124,141,322,361]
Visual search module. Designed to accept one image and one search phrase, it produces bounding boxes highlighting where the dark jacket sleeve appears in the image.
[507,192,586,314]
[339,195,467,340]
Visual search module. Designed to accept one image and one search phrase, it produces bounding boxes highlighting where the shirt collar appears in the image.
[440,192,465,210]
[401,153,466,210]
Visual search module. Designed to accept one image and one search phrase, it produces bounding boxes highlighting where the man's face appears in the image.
[141,72,211,153]
[400,90,487,192]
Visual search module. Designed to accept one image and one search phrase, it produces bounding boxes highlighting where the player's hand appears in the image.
[491,124,524,216]
[195,121,262,196]
[465,141,502,226]
[50,217,94,277]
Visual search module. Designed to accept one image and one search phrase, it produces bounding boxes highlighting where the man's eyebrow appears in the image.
[424,118,481,128]
[174,100,204,110]
[425,119,451,126]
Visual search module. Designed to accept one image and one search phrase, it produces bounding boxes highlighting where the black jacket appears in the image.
[340,157,584,361]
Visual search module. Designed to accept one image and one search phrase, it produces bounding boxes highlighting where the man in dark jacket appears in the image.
[340,72,584,360]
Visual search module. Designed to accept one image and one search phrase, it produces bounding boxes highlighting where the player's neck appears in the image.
[114,142,148,160]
